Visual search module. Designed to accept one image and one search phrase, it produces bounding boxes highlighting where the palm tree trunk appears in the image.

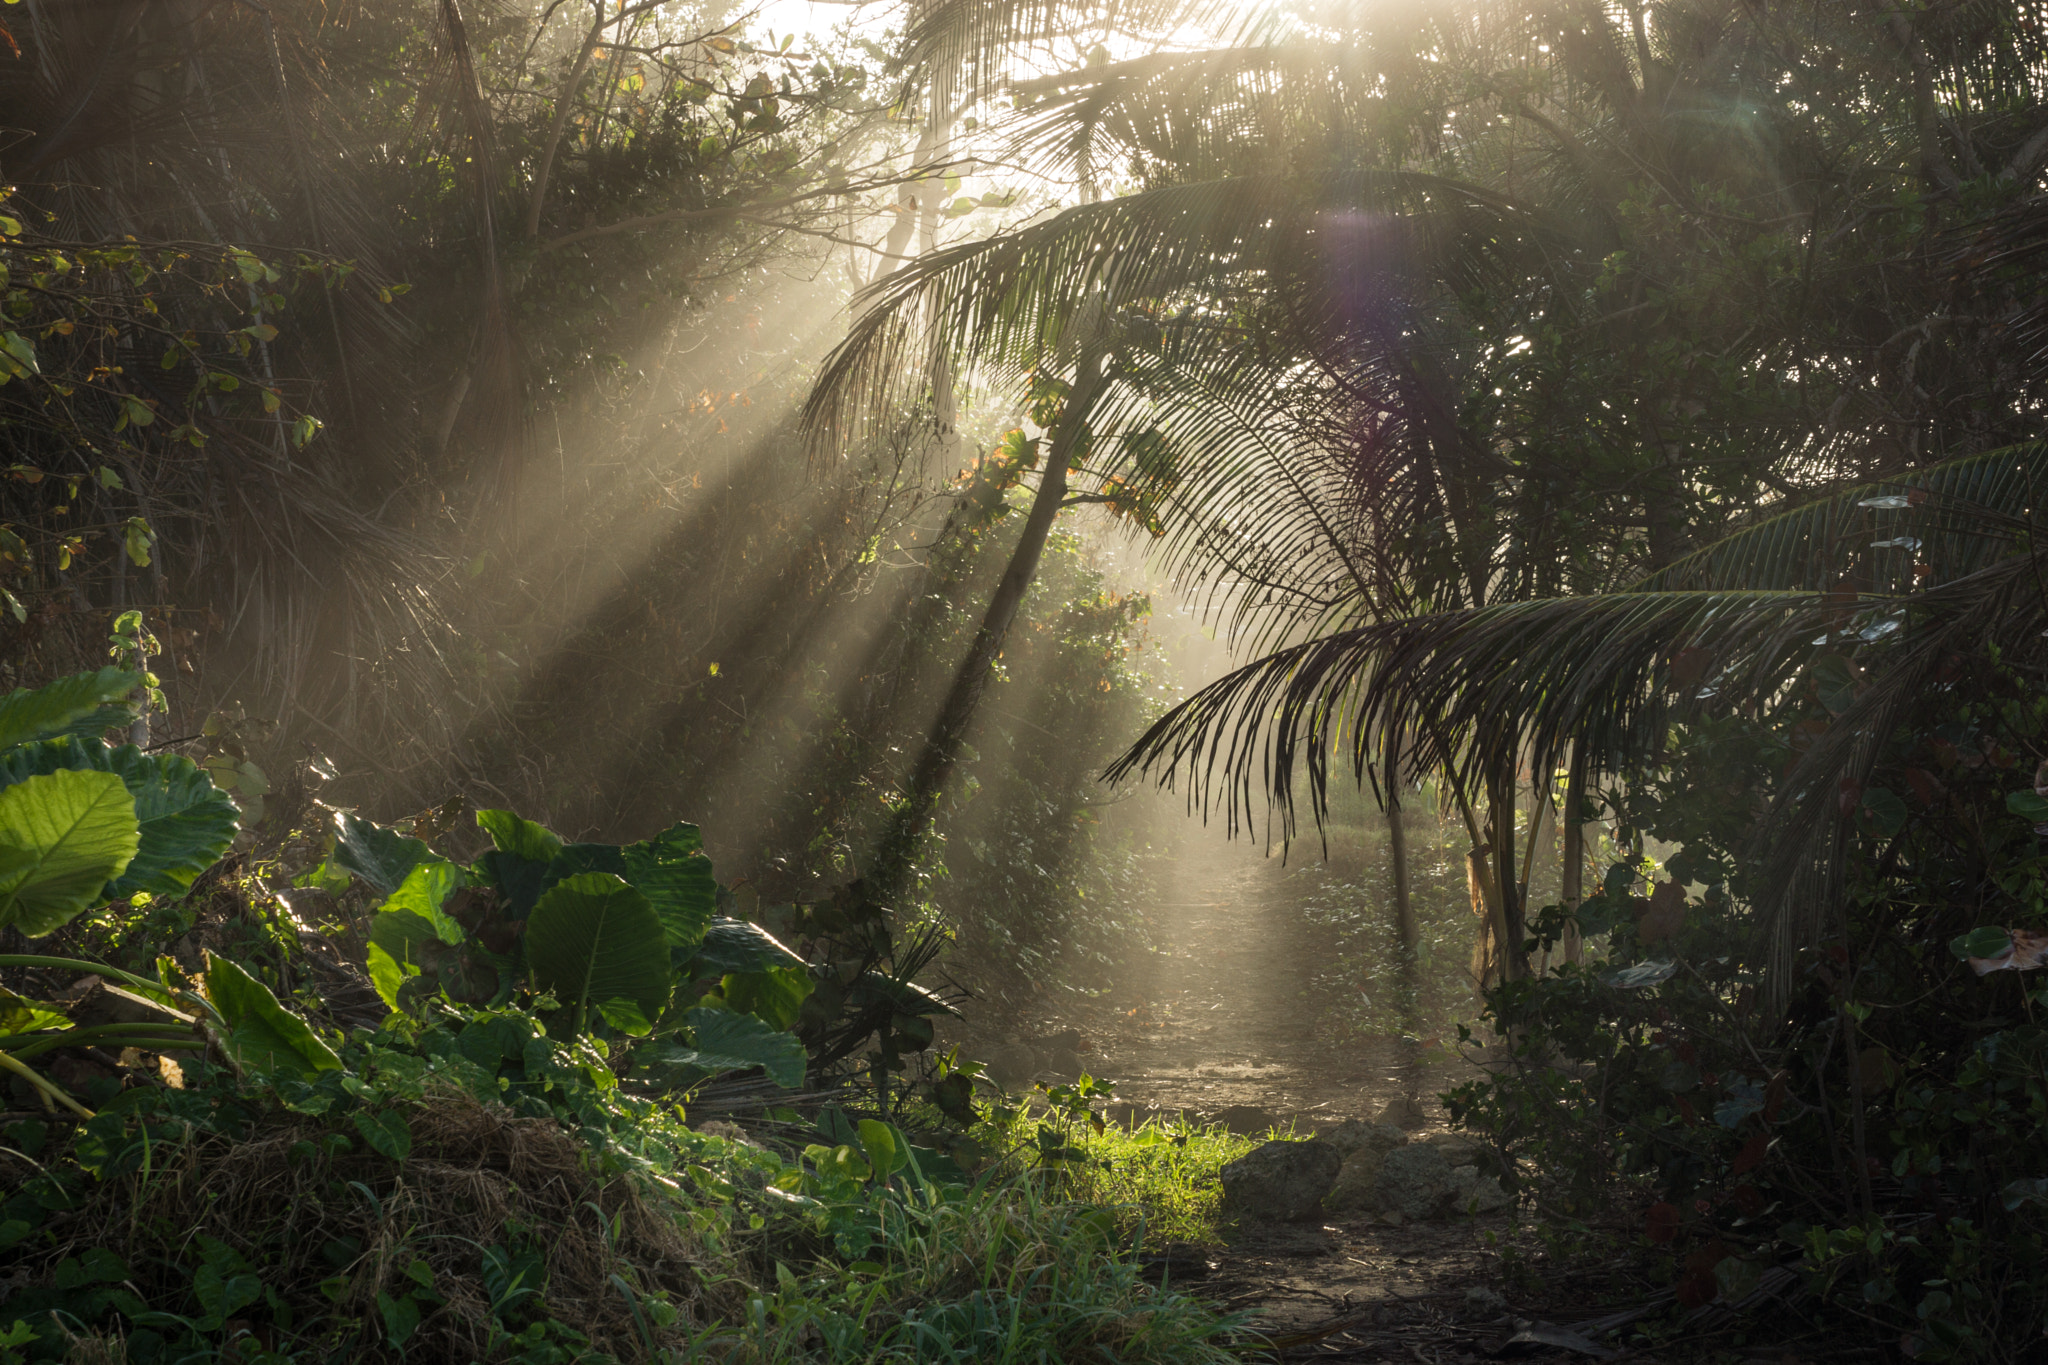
[1384,737,1418,1029]
[1560,744,1587,965]
[863,348,1108,907]
[1488,759,1526,981]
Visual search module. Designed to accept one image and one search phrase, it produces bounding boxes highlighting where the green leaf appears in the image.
[668,1006,805,1088]
[331,809,433,895]
[2008,790,2048,823]
[205,954,341,1077]
[623,822,718,950]
[0,987,67,1036]
[1860,786,1908,837]
[0,768,138,936]
[476,848,551,919]
[0,739,239,900]
[857,1119,906,1177]
[476,809,564,864]
[689,917,806,975]
[353,1109,413,1161]
[376,858,465,943]
[123,517,154,568]
[540,842,628,899]
[721,965,815,1031]
[525,873,672,1025]
[0,668,141,750]
[595,997,653,1036]
[1952,926,2015,962]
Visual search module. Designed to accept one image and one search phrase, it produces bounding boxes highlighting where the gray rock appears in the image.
[1375,1094,1430,1129]
[1221,1138,1342,1222]
[1374,1142,1458,1220]
[1318,1118,1408,1161]
[1431,1132,1504,1178]
[1323,1146,1389,1213]
[1464,1286,1508,1313]
[1445,1165,1514,1216]
[985,1043,1039,1089]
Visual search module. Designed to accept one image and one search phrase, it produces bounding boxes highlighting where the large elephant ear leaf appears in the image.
[0,768,139,937]
[476,809,563,863]
[0,742,239,902]
[0,668,140,751]
[473,810,567,919]
[206,953,342,1077]
[678,1006,806,1089]
[105,748,239,900]
[623,822,717,951]
[330,809,433,895]
[525,873,671,1024]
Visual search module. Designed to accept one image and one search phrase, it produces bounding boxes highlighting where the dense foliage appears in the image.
[0,668,1236,1363]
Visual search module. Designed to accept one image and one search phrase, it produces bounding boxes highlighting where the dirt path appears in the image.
[1066,831,1453,1131]
[942,825,1731,1362]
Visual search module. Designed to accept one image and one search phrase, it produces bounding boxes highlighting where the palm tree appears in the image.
[823,0,2048,963]
[1111,441,2048,1001]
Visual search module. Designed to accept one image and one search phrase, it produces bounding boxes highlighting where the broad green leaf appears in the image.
[525,873,672,1024]
[354,1109,413,1161]
[0,768,138,936]
[596,997,653,1036]
[0,739,238,900]
[539,842,627,900]
[205,954,341,1077]
[722,965,815,1031]
[1860,786,1908,837]
[476,809,563,864]
[0,987,67,1036]
[376,858,465,944]
[475,849,551,918]
[624,822,718,950]
[857,1119,906,1177]
[669,1005,805,1089]
[471,808,575,919]
[331,809,432,894]
[1952,926,2015,961]
[2008,790,2048,823]
[0,668,140,750]
[689,917,806,975]
[367,908,454,1009]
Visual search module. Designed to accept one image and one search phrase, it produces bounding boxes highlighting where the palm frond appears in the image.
[801,169,1537,452]
[901,0,1258,108]
[1643,441,2048,594]
[1108,442,2048,1002]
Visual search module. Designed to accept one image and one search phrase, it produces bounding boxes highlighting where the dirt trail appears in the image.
[951,826,1675,1362]
[1068,831,1451,1131]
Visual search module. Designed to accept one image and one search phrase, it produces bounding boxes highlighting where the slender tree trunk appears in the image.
[1384,738,1418,1029]
[1560,743,1587,965]
[526,2,609,239]
[1488,758,1526,981]
[863,348,1108,907]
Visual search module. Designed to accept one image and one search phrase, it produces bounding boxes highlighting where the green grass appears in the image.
[680,1170,1245,1363]
[971,1104,1265,1247]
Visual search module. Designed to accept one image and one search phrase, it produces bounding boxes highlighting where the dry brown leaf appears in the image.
[1967,928,2048,975]
[1637,881,1688,945]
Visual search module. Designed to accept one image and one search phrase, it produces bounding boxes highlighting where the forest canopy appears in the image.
[3,0,2048,1360]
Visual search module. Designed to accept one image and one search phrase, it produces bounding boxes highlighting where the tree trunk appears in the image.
[526,4,610,239]
[1384,738,1418,1026]
[862,348,1108,907]
[1560,744,1587,965]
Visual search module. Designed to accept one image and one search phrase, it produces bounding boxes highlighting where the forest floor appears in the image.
[948,840,1804,1364]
